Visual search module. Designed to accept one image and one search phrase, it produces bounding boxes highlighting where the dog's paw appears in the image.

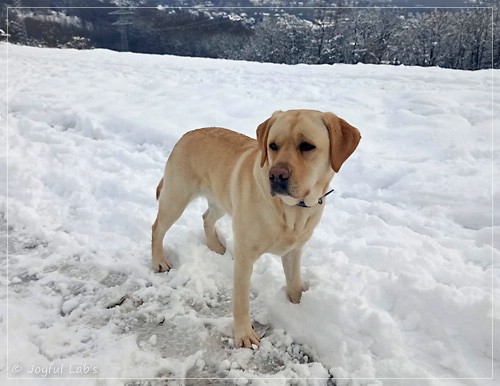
[287,290,302,304]
[234,322,260,349]
[287,281,309,304]
[207,239,226,255]
[152,255,173,273]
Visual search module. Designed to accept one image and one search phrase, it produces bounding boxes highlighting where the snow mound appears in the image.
[2,44,498,385]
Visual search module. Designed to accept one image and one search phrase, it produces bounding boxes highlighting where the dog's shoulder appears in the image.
[190,127,254,146]
[179,127,256,155]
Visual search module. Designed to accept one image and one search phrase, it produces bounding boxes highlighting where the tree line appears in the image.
[239,7,497,70]
[2,2,498,70]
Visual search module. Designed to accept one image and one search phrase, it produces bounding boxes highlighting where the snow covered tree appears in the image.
[494,7,500,69]
[310,3,349,64]
[396,11,450,67]
[357,9,403,65]
[392,8,492,70]
[244,14,311,64]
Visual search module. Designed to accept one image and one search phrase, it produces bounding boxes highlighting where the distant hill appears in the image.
[1,0,497,69]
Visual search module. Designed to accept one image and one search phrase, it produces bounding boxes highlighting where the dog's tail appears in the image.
[156,178,164,200]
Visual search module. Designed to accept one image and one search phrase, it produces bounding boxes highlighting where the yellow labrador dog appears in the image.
[152,109,360,348]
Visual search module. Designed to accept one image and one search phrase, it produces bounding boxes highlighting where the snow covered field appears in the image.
[1,43,498,385]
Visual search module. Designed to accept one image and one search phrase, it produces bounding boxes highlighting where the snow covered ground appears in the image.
[1,43,499,385]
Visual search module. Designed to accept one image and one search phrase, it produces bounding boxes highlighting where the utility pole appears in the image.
[10,0,28,45]
[109,2,134,52]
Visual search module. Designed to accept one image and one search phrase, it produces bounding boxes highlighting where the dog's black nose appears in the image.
[269,165,290,182]
[269,165,290,194]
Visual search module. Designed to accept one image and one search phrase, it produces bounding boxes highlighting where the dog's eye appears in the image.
[299,142,316,152]
[269,143,278,151]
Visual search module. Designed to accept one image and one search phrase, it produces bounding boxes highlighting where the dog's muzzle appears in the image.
[269,165,290,196]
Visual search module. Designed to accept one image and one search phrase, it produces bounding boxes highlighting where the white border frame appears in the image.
[4,3,496,383]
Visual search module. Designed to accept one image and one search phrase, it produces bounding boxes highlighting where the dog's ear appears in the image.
[256,112,280,167]
[323,112,361,173]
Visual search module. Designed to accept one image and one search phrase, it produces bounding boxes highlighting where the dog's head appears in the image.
[257,109,361,207]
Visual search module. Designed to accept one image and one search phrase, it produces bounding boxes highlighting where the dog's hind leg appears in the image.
[203,200,226,255]
[152,173,194,272]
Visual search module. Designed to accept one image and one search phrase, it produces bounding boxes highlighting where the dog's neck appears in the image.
[252,164,323,232]
[296,188,334,208]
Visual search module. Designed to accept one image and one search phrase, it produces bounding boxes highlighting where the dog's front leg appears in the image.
[281,247,304,304]
[232,250,260,348]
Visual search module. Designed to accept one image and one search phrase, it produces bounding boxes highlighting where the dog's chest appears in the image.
[267,210,320,255]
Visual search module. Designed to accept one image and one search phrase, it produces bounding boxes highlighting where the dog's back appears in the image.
[156,128,258,209]
[174,127,255,162]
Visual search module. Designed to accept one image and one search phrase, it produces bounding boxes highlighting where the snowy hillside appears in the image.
[1,44,499,385]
